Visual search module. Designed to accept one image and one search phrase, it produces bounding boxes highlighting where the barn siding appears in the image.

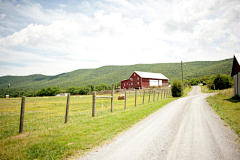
[142,78,149,88]
[234,74,237,96]
[121,79,130,89]
[162,80,168,87]
[129,72,142,89]
[234,62,240,75]
[238,73,240,97]
[232,55,240,96]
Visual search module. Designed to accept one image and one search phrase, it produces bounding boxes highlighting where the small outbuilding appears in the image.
[231,53,240,96]
[121,71,168,89]
[59,93,69,96]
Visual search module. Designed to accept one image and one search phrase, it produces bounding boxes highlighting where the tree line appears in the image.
[171,74,233,97]
[0,83,120,98]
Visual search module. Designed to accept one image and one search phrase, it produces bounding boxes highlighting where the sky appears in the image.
[0,0,240,76]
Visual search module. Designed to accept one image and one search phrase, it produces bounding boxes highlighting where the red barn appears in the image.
[121,71,169,89]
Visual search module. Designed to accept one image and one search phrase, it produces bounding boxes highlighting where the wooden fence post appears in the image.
[19,96,26,134]
[164,89,166,98]
[148,90,151,103]
[65,93,70,123]
[157,90,160,100]
[135,90,137,106]
[111,84,114,112]
[92,91,96,117]
[153,89,156,101]
[161,89,163,99]
[143,90,145,104]
[124,91,127,109]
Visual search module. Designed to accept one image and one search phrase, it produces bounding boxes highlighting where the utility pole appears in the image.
[181,61,183,84]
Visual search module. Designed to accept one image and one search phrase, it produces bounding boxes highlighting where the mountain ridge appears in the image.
[0,58,233,89]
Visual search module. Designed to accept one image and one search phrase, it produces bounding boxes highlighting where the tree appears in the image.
[66,87,76,95]
[79,86,89,95]
[190,78,200,85]
[87,84,94,91]
[95,83,111,91]
[52,86,61,95]
[37,88,46,96]
[45,87,53,96]
[211,74,233,90]
[171,80,183,97]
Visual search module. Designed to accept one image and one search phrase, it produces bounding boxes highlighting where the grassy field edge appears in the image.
[205,88,240,138]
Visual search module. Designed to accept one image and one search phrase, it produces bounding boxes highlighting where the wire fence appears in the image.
[0,87,171,139]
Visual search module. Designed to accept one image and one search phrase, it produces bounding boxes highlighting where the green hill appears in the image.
[0,58,233,90]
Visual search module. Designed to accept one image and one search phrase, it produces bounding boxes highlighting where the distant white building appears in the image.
[60,93,69,96]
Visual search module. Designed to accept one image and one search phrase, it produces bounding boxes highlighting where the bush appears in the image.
[210,74,233,90]
[171,80,183,97]
[190,78,201,85]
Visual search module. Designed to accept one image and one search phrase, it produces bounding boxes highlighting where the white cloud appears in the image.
[15,4,20,8]
[59,3,66,10]
[0,0,239,76]
[0,14,6,20]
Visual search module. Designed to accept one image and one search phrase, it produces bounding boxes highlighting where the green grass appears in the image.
[206,88,240,137]
[201,85,220,93]
[0,89,178,160]
[183,86,193,96]
[0,88,192,159]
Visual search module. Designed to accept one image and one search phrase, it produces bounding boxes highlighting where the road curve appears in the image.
[78,86,240,160]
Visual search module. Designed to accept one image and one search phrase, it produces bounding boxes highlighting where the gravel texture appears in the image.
[78,86,240,160]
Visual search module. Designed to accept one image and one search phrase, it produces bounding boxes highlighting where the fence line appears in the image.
[2,87,171,136]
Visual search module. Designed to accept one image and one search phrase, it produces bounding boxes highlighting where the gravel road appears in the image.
[78,86,240,160]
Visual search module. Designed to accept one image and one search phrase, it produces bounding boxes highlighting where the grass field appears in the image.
[206,88,240,137]
[201,85,219,93]
[0,88,192,159]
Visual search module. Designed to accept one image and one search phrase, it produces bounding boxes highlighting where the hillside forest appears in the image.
[0,58,233,98]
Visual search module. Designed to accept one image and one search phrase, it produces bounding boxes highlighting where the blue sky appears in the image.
[0,0,240,76]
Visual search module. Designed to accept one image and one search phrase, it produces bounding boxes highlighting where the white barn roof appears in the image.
[134,71,168,80]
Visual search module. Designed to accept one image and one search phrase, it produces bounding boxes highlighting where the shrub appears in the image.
[171,80,183,97]
[210,74,233,90]
[190,78,201,85]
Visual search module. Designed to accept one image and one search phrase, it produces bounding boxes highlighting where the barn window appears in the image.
[124,83,125,86]
[130,78,132,81]
[134,73,136,76]
[137,82,139,84]
[137,77,139,80]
